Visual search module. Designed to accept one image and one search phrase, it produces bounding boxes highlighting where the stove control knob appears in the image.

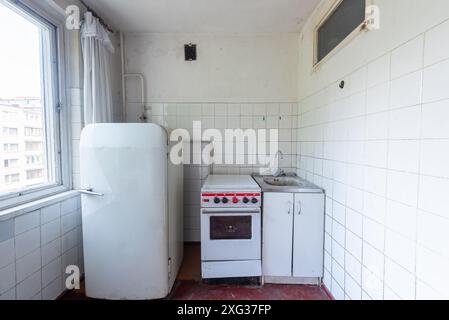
[222,197,229,204]
[243,197,250,204]
[251,198,259,204]
[214,197,221,204]
[232,197,239,204]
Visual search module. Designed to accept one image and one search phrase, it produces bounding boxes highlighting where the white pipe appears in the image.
[121,32,147,122]
[124,73,146,122]
[120,31,126,121]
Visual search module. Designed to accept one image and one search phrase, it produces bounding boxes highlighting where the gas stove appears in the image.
[200,175,262,280]
[201,175,261,208]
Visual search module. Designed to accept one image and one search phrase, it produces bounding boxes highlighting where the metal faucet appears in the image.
[273,151,285,177]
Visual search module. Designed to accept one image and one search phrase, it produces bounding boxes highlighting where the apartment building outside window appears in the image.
[5,173,20,184]
[26,155,43,166]
[26,169,44,180]
[4,159,19,168]
[2,127,19,136]
[3,143,19,153]
[25,112,40,122]
[25,127,42,137]
[2,111,18,121]
[0,0,71,209]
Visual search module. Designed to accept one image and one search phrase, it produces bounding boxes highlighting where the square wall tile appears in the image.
[345,252,362,284]
[418,175,449,219]
[362,267,384,300]
[367,53,391,88]
[14,211,40,235]
[16,249,41,283]
[389,71,422,110]
[0,239,15,269]
[420,140,449,179]
[386,200,417,240]
[385,230,416,272]
[423,58,449,103]
[16,270,41,300]
[387,171,419,207]
[363,219,385,252]
[15,228,41,259]
[388,140,420,173]
[424,19,449,66]
[417,210,449,258]
[41,219,61,246]
[391,35,424,79]
[42,239,62,267]
[41,204,61,225]
[384,259,416,300]
[0,263,15,294]
[416,245,449,298]
[388,106,421,140]
[0,220,14,243]
[421,99,449,139]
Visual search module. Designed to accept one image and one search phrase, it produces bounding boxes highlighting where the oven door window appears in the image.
[210,216,252,240]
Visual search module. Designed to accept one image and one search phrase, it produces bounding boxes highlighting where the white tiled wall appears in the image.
[296,18,449,300]
[150,102,299,174]
[184,142,211,242]
[0,195,83,300]
[150,102,298,241]
[184,166,210,242]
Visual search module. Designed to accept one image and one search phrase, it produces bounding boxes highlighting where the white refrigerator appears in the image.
[80,124,183,300]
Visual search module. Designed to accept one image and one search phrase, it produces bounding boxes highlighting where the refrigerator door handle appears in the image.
[79,188,105,196]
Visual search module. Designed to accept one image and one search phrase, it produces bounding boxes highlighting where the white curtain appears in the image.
[81,12,115,125]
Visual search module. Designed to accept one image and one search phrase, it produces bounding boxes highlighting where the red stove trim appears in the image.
[202,193,261,197]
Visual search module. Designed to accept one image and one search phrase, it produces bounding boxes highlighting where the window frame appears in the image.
[0,0,71,210]
[313,0,372,68]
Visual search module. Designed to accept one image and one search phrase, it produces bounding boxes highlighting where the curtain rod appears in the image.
[78,0,115,33]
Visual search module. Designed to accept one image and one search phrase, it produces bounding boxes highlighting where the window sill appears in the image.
[0,190,80,222]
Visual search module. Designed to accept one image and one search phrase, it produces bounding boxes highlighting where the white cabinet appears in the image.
[262,193,294,277]
[262,192,325,281]
[292,193,325,278]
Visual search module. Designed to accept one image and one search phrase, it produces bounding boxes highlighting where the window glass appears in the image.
[317,0,366,63]
[0,0,61,196]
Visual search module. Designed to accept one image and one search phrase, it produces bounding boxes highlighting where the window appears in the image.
[5,174,20,184]
[0,0,70,208]
[2,111,18,121]
[4,159,19,168]
[3,144,19,153]
[25,112,41,122]
[315,0,366,64]
[26,169,44,180]
[26,155,43,166]
[25,141,43,152]
[2,127,19,136]
[25,127,42,137]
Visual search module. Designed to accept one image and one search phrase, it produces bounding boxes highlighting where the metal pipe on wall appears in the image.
[121,31,147,123]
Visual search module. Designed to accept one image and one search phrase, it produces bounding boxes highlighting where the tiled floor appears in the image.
[61,243,330,300]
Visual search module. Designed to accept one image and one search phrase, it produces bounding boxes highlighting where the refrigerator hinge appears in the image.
[168,258,172,280]
[56,102,62,113]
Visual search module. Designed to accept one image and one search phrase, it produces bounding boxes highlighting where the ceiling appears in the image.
[82,0,321,34]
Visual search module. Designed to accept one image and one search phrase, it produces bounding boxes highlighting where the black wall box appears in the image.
[185,43,197,61]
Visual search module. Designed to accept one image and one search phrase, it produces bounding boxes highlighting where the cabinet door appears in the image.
[262,193,294,277]
[293,193,325,278]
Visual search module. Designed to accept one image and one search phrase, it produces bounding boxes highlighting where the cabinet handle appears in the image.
[297,201,302,215]
[287,201,292,215]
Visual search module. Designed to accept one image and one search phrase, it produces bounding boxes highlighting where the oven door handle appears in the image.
[202,208,260,215]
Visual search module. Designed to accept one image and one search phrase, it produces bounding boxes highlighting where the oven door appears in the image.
[201,208,261,261]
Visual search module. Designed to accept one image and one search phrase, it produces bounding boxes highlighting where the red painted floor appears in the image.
[172,243,329,300]
[170,281,329,300]
[61,243,330,300]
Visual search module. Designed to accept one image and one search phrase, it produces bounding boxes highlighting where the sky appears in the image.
[0,1,42,99]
